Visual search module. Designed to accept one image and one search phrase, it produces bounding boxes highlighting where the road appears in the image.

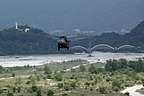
[121,85,144,96]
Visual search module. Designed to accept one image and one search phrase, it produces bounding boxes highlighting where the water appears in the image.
[0,52,144,67]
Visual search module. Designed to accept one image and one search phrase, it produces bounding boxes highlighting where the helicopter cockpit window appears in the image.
[58,38,65,43]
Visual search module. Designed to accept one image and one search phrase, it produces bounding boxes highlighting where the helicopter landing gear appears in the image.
[57,43,69,50]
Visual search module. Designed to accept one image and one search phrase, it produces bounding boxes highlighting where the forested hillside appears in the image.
[0,25,57,55]
[0,20,144,55]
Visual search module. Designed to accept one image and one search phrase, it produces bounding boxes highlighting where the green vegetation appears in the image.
[137,88,144,94]
[1,21,144,55]
[105,59,144,72]
[1,59,144,96]
[0,25,57,55]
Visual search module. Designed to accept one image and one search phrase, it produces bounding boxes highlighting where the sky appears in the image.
[0,0,144,33]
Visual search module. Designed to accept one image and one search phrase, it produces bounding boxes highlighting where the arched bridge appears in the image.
[117,45,134,50]
[71,44,135,56]
[71,44,114,56]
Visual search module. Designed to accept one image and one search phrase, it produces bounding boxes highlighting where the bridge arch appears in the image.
[71,46,89,51]
[91,44,114,51]
[117,45,134,50]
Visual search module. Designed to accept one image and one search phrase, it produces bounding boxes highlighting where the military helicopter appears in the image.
[47,34,70,50]
[57,36,70,50]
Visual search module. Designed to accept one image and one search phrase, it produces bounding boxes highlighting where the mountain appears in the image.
[0,0,144,35]
[0,25,58,55]
[0,20,144,55]
[123,21,144,49]
[72,32,121,48]
[72,21,144,52]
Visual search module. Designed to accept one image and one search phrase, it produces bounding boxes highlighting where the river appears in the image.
[0,52,144,67]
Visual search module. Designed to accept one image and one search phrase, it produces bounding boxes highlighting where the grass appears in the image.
[137,87,144,94]
[55,88,126,96]
[0,59,141,96]
[43,59,89,72]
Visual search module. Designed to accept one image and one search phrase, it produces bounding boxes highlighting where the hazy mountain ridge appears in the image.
[73,21,144,52]
[123,21,144,47]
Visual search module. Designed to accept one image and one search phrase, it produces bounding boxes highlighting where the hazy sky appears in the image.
[0,0,144,32]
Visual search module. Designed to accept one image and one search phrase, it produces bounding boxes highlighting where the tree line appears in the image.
[105,59,144,72]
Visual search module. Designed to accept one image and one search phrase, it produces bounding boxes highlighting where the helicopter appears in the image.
[47,34,71,50]
[57,36,70,50]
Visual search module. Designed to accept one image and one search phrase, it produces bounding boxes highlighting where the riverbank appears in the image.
[0,52,144,67]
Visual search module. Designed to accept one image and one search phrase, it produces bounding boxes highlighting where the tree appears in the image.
[112,79,121,89]
[105,59,129,72]
[55,73,62,81]
[47,90,54,96]
[61,93,68,96]
[118,59,128,69]
[44,65,52,74]
[12,73,15,77]
[85,82,90,88]
[79,65,86,72]
[47,74,51,79]
[80,93,85,96]
[37,75,40,81]
[57,83,63,89]
[64,85,70,91]
[15,77,22,86]
[70,82,76,89]
[129,59,144,72]
[36,89,42,96]
[88,64,96,74]
[124,92,129,96]
[13,87,16,93]
[17,87,21,93]
[29,76,37,85]
[141,79,144,86]
[7,93,14,96]
[31,85,38,92]
[99,86,107,94]
[0,65,3,73]
[137,59,144,72]
[105,59,113,71]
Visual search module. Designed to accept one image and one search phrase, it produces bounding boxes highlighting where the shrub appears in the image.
[31,85,38,92]
[36,89,42,96]
[80,93,85,96]
[70,82,76,89]
[44,65,52,74]
[79,65,86,72]
[57,83,63,89]
[47,90,54,96]
[112,79,121,89]
[99,86,107,94]
[55,73,63,81]
[124,92,129,96]
[106,77,111,82]
[61,93,68,96]
[26,81,31,84]
[112,86,119,92]
[7,93,14,96]
[64,85,70,91]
